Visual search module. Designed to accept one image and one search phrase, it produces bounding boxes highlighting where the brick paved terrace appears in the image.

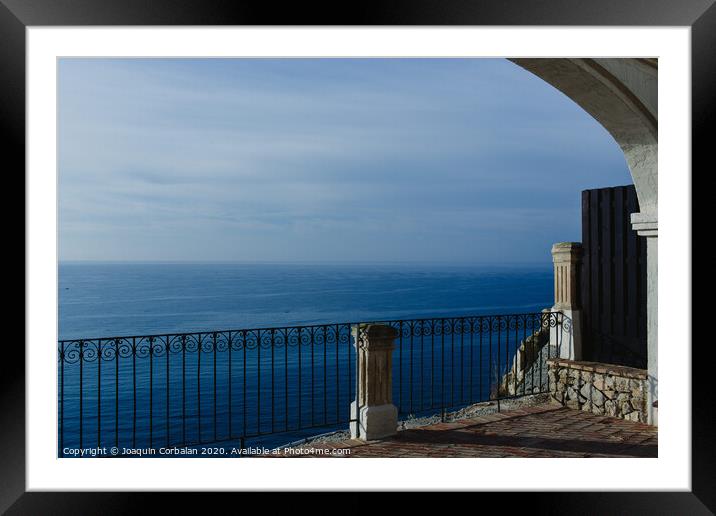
[271,403,658,458]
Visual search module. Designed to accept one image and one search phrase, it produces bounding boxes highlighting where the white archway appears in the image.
[509,58,658,425]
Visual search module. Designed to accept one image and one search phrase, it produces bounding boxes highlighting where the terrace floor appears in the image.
[272,403,658,458]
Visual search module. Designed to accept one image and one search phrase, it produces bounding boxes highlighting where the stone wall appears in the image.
[547,359,648,423]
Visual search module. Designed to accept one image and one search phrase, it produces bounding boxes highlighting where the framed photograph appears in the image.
[7,0,710,511]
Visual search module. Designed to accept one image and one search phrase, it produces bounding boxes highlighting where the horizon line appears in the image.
[58,259,552,267]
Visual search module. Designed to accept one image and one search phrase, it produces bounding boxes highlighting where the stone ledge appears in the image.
[546,359,647,380]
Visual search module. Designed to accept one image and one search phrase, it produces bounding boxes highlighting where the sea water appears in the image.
[59,262,552,339]
[58,262,552,456]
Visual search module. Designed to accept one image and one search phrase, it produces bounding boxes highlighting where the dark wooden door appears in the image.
[581,185,647,369]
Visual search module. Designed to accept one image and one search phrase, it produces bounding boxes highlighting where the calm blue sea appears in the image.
[59,262,552,340]
[58,263,553,456]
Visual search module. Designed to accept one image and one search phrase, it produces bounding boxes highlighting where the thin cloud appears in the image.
[59,58,631,263]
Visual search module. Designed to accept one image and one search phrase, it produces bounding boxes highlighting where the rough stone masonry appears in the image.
[547,359,648,423]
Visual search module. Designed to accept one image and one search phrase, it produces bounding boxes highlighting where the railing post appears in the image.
[551,242,584,360]
[350,324,399,441]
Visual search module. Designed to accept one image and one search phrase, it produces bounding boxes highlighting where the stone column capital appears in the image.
[630,212,658,237]
[353,324,399,349]
[551,242,584,263]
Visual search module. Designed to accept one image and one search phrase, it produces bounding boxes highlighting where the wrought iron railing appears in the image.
[58,311,562,457]
[366,312,562,418]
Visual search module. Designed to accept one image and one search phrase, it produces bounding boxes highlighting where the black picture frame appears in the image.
[5,0,711,512]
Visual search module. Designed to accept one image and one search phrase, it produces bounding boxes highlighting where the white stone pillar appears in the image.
[551,242,583,360]
[632,213,658,426]
[350,324,399,441]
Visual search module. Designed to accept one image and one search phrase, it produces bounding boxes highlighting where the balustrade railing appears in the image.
[58,311,562,456]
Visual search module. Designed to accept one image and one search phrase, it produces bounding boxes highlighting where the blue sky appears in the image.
[58,58,631,265]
